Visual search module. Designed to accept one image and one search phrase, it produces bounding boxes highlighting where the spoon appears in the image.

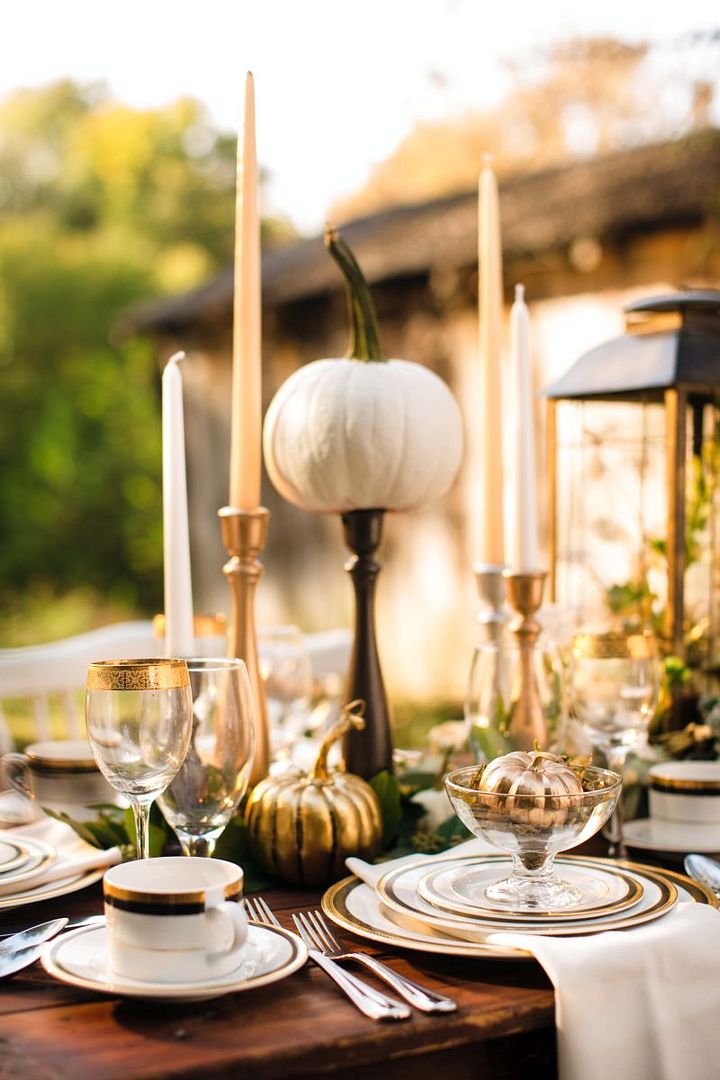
[0,918,68,979]
[684,853,720,897]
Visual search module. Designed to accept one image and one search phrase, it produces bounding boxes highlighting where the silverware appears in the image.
[0,918,68,978]
[684,853,720,897]
[245,896,410,1021]
[0,914,105,941]
[293,908,456,1013]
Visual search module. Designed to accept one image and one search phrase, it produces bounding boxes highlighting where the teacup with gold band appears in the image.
[103,856,247,983]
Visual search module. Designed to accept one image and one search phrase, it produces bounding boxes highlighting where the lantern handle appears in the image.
[310,699,366,781]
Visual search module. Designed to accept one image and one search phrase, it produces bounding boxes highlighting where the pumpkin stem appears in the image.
[324,226,385,363]
[310,699,366,781]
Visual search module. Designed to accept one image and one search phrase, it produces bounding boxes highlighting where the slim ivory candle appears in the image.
[162,351,195,657]
[478,153,505,567]
[508,284,540,571]
[229,71,262,509]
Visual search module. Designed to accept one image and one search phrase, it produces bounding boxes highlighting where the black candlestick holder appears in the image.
[340,509,393,779]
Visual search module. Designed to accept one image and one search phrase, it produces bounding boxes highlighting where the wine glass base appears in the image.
[485,874,583,912]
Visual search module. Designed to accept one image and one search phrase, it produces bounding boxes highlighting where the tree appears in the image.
[333,34,719,221]
[0,80,291,642]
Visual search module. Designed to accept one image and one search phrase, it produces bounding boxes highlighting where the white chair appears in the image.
[0,622,352,753]
[0,621,158,752]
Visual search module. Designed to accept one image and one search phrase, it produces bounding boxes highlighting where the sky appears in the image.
[2,0,719,232]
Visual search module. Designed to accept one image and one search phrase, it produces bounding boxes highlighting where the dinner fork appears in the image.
[292,909,457,1013]
[245,896,410,1021]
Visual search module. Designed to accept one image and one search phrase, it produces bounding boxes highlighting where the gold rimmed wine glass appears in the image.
[85,659,193,859]
[568,629,660,856]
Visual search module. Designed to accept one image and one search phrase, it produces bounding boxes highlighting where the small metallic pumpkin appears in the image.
[244,701,382,886]
[478,750,584,830]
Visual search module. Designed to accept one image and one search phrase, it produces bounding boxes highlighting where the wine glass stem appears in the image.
[179,835,217,858]
[605,748,629,859]
[132,798,152,860]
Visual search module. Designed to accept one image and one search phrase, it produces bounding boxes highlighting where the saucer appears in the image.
[42,922,307,1001]
[419,858,644,921]
[624,817,720,854]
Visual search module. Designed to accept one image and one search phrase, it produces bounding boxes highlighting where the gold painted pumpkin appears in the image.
[244,701,382,886]
[479,750,583,829]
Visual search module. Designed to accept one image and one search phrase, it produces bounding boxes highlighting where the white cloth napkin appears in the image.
[0,815,121,895]
[348,840,720,1080]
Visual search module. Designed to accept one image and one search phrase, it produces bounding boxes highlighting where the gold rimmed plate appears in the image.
[376,854,678,939]
[419,857,644,922]
[0,836,56,895]
[0,838,32,875]
[322,861,716,961]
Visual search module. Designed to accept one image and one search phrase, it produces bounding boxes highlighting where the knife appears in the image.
[0,918,69,978]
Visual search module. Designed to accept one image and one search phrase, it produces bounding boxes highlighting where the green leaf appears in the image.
[369,770,403,849]
[43,807,103,848]
[212,816,274,894]
[123,805,168,858]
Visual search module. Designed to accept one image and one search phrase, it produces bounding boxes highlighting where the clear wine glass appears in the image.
[568,630,660,855]
[258,625,313,762]
[85,658,193,859]
[157,658,255,857]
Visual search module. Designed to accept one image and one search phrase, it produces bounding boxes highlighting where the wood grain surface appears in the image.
[0,882,557,1079]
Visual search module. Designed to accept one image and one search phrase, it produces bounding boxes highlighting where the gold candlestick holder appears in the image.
[503,569,549,751]
[218,506,270,785]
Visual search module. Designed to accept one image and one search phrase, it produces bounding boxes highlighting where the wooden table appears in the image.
[0,879,557,1079]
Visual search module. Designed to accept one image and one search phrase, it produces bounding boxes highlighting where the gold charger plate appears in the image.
[418,857,644,922]
[377,855,678,939]
[322,859,716,960]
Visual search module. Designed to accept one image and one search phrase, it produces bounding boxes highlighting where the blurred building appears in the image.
[123,130,720,701]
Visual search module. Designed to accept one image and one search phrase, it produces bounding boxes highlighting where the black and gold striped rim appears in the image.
[87,659,189,691]
[650,776,720,795]
[104,877,243,915]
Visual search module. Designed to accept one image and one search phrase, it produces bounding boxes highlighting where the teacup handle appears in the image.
[0,753,32,800]
[205,900,247,956]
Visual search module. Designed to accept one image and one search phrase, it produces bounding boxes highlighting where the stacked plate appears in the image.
[322,852,718,960]
[0,824,107,911]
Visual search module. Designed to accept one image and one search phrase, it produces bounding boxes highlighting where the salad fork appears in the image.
[245,896,410,1021]
[292,909,457,1013]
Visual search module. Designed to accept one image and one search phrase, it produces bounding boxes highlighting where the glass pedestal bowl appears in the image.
[445,765,621,912]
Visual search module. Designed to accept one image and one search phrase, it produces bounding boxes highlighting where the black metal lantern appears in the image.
[544,290,720,670]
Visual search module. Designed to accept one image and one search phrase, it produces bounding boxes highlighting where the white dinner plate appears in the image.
[376,855,679,939]
[0,838,32,874]
[42,922,308,1001]
[322,863,716,960]
[0,866,107,911]
[624,817,720,854]
[0,836,55,893]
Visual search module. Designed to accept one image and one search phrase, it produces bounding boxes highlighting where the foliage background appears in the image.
[0,81,246,644]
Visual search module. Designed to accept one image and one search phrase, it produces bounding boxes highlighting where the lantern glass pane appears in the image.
[553,400,667,631]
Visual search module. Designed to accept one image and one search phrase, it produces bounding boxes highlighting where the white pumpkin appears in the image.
[262,228,464,514]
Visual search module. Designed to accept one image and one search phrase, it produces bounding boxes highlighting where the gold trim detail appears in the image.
[571,631,657,660]
[376,854,678,938]
[649,775,720,793]
[103,878,243,906]
[87,659,190,691]
[419,862,644,922]
[322,855,715,960]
